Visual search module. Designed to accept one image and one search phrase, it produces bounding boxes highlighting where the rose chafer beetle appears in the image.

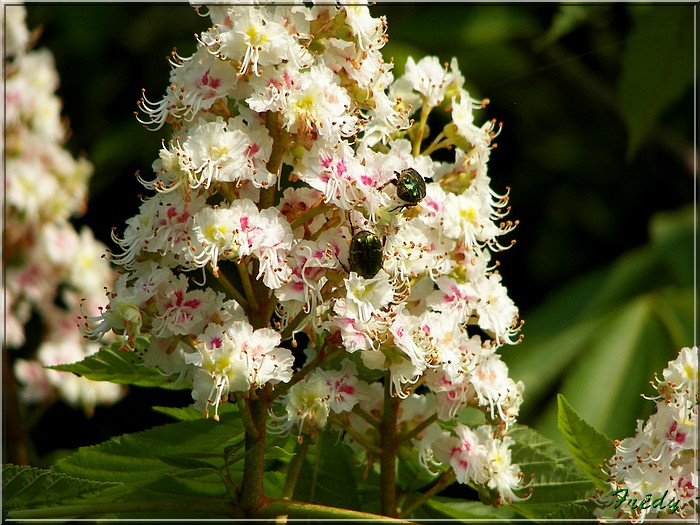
[387,168,427,212]
[395,168,426,204]
[348,230,384,279]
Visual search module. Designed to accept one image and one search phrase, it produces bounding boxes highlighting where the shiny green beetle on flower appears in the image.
[390,168,427,211]
[348,230,384,279]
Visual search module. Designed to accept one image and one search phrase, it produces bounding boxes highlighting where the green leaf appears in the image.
[556,395,615,492]
[3,407,256,518]
[503,208,694,445]
[52,407,245,486]
[88,476,235,519]
[503,313,604,413]
[397,448,437,493]
[420,496,517,520]
[458,5,539,46]
[2,464,118,510]
[152,405,209,421]
[537,5,608,49]
[156,456,218,471]
[649,205,695,286]
[457,406,486,428]
[652,287,696,350]
[12,399,293,518]
[264,446,295,462]
[545,502,596,520]
[49,343,189,390]
[539,294,682,441]
[507,425,595,511]
[619,5,694,157]
[294,430,362,511]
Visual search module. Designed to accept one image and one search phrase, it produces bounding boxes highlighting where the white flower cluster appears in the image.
[83,2,525,501]
[595,347,698,522]
[3,6,124,413]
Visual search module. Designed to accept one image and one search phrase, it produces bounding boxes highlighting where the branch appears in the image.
[257,499,415,522]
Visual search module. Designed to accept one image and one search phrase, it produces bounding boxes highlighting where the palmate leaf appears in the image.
[5,404,253,519]
[503,207,694,447]
[540,294,686,442]
[2,465,118,511]
[49,341,188,390]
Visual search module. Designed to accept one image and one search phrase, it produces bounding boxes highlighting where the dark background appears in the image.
[16,3,695,464]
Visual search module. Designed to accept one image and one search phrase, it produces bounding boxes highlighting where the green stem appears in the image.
[380,377,400,517]
[236,259,260,312]
[217,467,239,502]
[309,429,323,503]
[257,499,414,522]
[309,214,341,242]
[399,469,457,519]
[279,308,311,341]
[329,414,382,456]
[290,201,331,230]
[259,185,277,211]
[259,111,290,211]
[282,439,310,499]
[399,413,438,444]
[208,267,249,311]
[238,393,270,515]
[236,397,259,441]
[352,404,381,428]
[412,100,432,157]
[7,498,240,519]
[421,131,448,157]
[261,289,279,330]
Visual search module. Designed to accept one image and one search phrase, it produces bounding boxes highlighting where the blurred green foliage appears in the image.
[23,3,695,453]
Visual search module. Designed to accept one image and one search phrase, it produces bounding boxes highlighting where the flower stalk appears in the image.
[380,378,401,517]
[239,392,271,514]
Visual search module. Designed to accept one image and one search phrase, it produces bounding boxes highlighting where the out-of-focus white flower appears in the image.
[4,5,123,413]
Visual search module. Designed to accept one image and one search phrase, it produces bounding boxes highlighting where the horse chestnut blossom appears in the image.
[81,2,526,504]
[3,5,124,414]
[595,347,698,522]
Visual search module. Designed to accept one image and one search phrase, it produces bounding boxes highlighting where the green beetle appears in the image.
[387,168,426,212]
[348,230,384,279]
